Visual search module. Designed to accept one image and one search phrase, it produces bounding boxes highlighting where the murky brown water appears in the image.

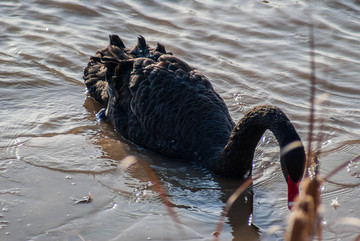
[1,0,359,240]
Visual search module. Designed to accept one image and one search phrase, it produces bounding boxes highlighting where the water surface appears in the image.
[1,0,359,240]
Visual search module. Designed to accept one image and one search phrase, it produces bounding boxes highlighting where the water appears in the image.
[1,0,359,240]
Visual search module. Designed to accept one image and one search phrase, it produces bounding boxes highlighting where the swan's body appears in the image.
[84,35,305,208]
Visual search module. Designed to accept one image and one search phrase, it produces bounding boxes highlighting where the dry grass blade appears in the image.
[120,156,182,229]
[335,217,360,228]
[319,140,360,155]
[285,8,324,241]
[305,11,316,178]
[213,172,261,241]
[313,93,330,176]
[323,154,360,182]
[281,141,304,158]
[334,217,360,241]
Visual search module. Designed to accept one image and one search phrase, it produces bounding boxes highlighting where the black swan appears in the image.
[83,35,305,209]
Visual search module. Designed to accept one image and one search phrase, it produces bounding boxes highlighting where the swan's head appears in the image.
[280,140,306,210]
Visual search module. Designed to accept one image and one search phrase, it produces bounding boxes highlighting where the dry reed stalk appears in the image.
[285,10,360,240]
[285,177,322,241]
[212,14,321,241]
[284,14,324,241]
[120,156,182,228]
[210,8,360,240]
[285,155,360,241]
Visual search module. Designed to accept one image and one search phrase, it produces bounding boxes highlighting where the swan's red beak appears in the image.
[287,174,300,210]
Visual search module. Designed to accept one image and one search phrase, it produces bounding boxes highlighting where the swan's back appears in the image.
[84,35,234,163]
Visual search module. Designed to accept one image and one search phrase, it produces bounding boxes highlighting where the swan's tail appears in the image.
[83,35,169,106]
[83,35,129,106]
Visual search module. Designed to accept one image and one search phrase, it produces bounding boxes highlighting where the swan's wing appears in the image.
[125,55,234,159]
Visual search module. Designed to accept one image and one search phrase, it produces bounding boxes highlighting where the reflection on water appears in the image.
[0,0,359,240]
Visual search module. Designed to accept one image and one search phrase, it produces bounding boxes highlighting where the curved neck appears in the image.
[208,105,304,180]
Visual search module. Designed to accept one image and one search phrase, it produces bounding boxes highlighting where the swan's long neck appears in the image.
[208,105,305,181]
